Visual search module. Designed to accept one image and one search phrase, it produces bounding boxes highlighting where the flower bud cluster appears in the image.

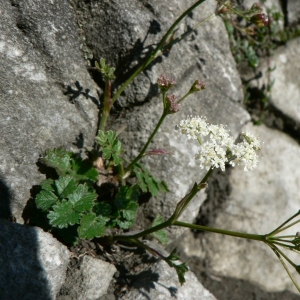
[166,94,179,113]
[157,74,176,91]
[176,116,261,172]
[250,13,269,27]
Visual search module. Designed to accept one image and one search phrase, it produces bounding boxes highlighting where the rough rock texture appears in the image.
[58,256,116,300]
[241,37,300,138]
[74,0,249,239]
[287,0,300,25]
[267,38,300,126]
[180,123,300,293]
[0,218,70,300]
[0,0,99,222]
[123,242,216,300]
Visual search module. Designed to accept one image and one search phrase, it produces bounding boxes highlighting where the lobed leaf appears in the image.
[68,184,97,213]
[40,179,55,192]
[54,176,77,199]
[48,200,80,228]
[78,213,108,239]
[40,148,71,175]
[70,155,98,183]
[36,189,58,212]
[93,202,112,217]
[150,215,168,245]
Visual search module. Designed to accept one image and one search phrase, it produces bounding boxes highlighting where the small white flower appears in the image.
[176,116,209,140]
[176,116,261,172]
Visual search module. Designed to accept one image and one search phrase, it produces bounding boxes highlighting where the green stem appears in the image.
[125,112,167,172]
[113,219,171,242]
[217,0,250,20]
[177,92,192,104]
[110,0,206,106]
[115,168,214,242]
[275,219,300,236]
[268,210,300,236]
[99,79,112,131]
[269,244,300,293]
[174,220,266,241]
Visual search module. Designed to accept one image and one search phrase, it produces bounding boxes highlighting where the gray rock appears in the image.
[58,255,116,300]
[268,38,300,126]
[287,0,300,25]
[180,123,300,293]
[76,0,249,239]
[0,218,70,300]
[123,241,216,300]
[0,0,99,222]
[241,37,300,129]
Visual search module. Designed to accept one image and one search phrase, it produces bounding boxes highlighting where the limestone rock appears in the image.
[180,123,300,293]
[0,0,99,222]
[0,218,70,300]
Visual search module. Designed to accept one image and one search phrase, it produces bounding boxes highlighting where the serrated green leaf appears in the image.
[70,156,98,183]
[133,163,168,196]
[112,154,121,166]
[68,184,97,212]
[106,131,116,144]
[100,58,106,68]
[112,140,122,152]
[78,213,108,239]
[133,168,147,192]
[174,262,189,285]
[122,202,138,221]
[48,200,80,228]
[150,215,168,245]
[126,185,140,202]
[40,179,55,192]
[55,176,77,199]
[158,181,169,193]
[116,219,134,229]
[167,248,180,261]
[93,202,112,217]
[95,130,107,145]
[152,229,168,245]
[144,175,159,197]
[40,148,71,175]
[36,190,58,211]
[114,186,129,209]
[102,148,112,160]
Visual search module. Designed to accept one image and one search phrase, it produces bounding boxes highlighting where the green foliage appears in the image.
[95,58,116,80]
[165,249,189,285]
[35,148,141,243]
[78,213,109,239]
[40,148,98,184]
[150,215,168,245]
[133,163,169,196]
[95,130,123,166]
[112,185,140,229]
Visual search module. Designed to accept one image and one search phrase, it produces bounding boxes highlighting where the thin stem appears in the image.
[99,79,112,131]
[268,210,300,236]
[174,220,266,241]
[111,0,206,106]
[177,92,192,104]
[268,244,300,293]
[217,0,250,20]
[125,112,167,172]
[113,220,171,242]
[270,238,295,244]
[274,219,300,236]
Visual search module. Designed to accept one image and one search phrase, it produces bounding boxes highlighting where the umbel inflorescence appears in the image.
[176,116,261,171]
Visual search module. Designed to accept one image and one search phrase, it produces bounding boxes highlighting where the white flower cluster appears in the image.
[176,116,261,172]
